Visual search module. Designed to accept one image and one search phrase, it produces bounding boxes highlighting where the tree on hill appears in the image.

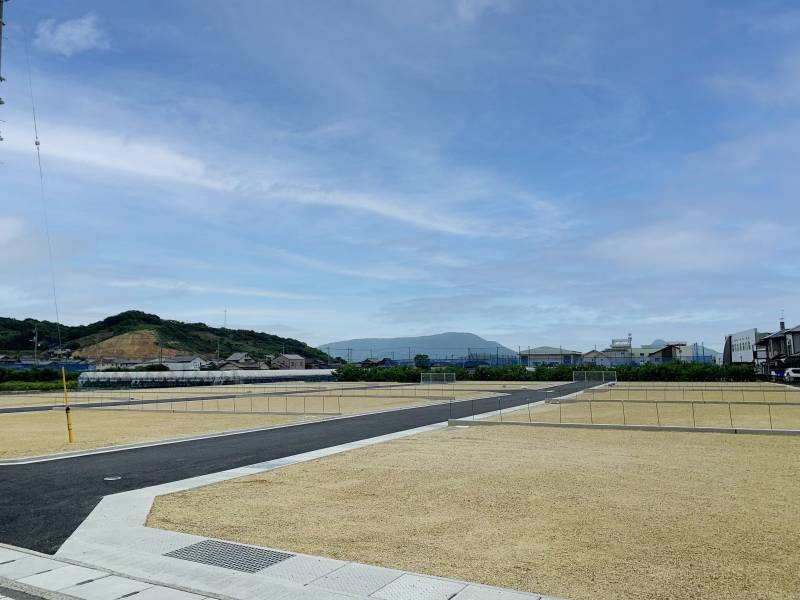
[0,311,332,361]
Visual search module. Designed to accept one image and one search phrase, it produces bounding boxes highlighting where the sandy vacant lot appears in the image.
[102,391,485,415]
[0,410,315,459]
[0,381,397,410]
[0,381,521,411]
[582,387,800,403]
[1,387,501,458]
[491,400,800,429]
[149,425,800,600]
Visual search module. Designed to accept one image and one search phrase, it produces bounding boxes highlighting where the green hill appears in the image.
[0,310,332,362]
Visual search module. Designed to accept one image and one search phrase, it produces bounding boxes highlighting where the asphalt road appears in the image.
[0,381,591,554]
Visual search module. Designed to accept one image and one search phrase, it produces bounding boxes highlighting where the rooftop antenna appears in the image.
[216,308,227,361]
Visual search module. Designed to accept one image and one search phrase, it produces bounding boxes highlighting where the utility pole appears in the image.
[0,0,6,143]
[31,326,39,366]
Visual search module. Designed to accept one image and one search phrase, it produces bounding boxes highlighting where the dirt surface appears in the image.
[0,381,488,410]
[0,410,314,459]
[0,384,500,457]
[491,400,800,429]
[73,329,176,360]
[149,425,800,600]
[100,392,476,415]
[582,387,800,403]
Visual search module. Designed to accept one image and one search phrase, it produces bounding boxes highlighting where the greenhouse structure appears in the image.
[78,369,335,389]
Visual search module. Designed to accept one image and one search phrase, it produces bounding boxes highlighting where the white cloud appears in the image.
[276,251,424,282]
[0,285,36,307]
[590,221,782,271]
[750,10,800,34]
[708,56,800,106]
[4,121,537,237]
[35,14,110,57]
[270,185,477,236]
[106,279,316,301]
[2,118,235,191]
[454,0,514,24]
[0,217,25,247]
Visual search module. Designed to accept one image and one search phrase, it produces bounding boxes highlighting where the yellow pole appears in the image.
[62,367,75,443]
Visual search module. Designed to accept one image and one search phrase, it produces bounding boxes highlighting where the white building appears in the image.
[730,328,759,363]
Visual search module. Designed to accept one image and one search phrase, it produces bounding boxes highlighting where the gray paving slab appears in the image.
[455,585,543,599]
[0,557,61,581]
[0,549,28,564]
[17,565,107,591]
[60,575,154,599]
[124,586,207,600]
[256,554,346,585]
[372,574,467,600]
[311,563,403,596]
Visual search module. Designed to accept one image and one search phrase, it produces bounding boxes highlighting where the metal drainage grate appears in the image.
[164,539,294,573]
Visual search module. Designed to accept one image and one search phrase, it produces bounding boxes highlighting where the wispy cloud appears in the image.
[590,221,783,271]
[708,55,800,106]
[2,118,233,190]
[106,279,316,301]
[276,251,424,282]
[453,0,514,24]
[0,217,25,248]
[750,9,800,34]
[35,14,110,57]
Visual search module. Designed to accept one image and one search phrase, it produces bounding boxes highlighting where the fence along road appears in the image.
[0,380,593,554]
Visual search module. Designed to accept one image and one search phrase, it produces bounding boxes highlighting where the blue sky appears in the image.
[0,0,797,351]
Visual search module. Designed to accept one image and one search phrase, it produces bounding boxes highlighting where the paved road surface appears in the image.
[0,381,591,554]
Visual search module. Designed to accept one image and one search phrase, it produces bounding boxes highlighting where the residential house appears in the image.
[305,358,329,369]
[223,352,260,370]
[755,318,800,377]
[160,355,207,371]
[581,350,607,366]
[359,358,398,368]
[519,346,583,367]
[271,354,306,370]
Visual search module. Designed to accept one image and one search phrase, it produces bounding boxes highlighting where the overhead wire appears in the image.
[23,24,63,354]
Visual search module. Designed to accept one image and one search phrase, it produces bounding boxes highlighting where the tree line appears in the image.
[333,362,757,383]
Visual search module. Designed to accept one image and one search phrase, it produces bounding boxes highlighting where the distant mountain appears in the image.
[0,310,331,361]
[319,332,517,363]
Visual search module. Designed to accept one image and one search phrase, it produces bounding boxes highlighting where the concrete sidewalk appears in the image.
[1,545,214,600]
[55,422,560,600]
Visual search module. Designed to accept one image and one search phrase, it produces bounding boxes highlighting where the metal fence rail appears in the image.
[462,394,800,431]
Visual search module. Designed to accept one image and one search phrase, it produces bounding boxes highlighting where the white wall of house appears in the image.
[731,328,757,363]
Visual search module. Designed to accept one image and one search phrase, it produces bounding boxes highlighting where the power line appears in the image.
[23,24,63,354]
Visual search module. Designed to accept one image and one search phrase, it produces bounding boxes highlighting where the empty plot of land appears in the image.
[0,384,504,458]
[99,390,489,415]
[0,381,401,410]
[148,425,800,600]
[583,386,800,403]
[613,381,786,388]
[0,410,314,459]
[489,400,800,429]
